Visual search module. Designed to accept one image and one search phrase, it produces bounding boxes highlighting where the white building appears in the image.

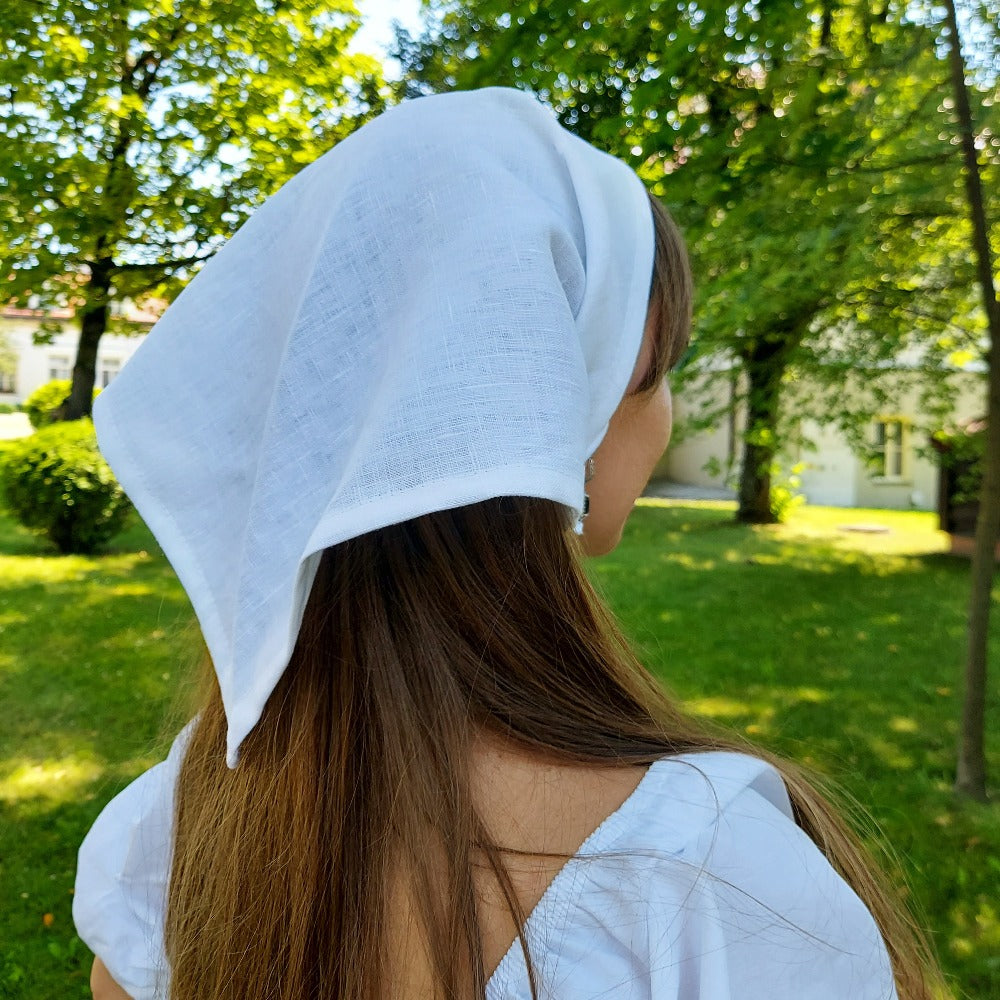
[0,304,156,406]
[1,305,984,514]
[655,364,985,512]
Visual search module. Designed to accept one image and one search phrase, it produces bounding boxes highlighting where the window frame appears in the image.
[97,357,121,388]
[869,416,910,484]
[48,355,72,381]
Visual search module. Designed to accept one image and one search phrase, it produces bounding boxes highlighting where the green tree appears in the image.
[400,1,984,522]
[1,0,386,420]
[939,0,1000,801]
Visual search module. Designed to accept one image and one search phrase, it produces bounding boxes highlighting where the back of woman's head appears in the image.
[130,91,939,1000]
[95,88,667,769]
[166,489,698,999]
[167,491,940,1000]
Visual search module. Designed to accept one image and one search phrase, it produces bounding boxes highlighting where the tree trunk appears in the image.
[737,347,787,524]
[738,435,775,523]
[944,0,1000,801]
[58,258,113,421]
[59,102,134,423]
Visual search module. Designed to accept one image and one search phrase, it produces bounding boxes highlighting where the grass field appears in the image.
[1,498,998,999]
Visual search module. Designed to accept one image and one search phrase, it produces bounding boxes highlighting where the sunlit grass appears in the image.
[0,506,198,998]
[1,498,998,998]
[598,501,999,1000]
[0,757,104,804]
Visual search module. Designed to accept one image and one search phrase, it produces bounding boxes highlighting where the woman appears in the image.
[75,88,939,999]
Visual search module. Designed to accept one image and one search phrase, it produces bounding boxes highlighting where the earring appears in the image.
[574,458,596,535]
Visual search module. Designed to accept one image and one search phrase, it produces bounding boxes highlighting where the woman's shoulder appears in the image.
[490,751,898,999]
[73,727,192,1000]
[577,749,794,861]
[592,749,877,941]
[647,748,793,816]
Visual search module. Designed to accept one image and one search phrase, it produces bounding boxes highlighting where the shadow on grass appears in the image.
[0,797,106,1000]
[1,507,197,1000]
[3,500,999,998]
[597,504,1000,998]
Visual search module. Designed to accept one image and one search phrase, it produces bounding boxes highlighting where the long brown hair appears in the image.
[165,195,942,999]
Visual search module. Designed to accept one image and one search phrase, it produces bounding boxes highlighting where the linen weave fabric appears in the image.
[74,741,899,999]
[92,87,655,765]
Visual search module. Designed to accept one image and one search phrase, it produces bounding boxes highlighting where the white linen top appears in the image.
[74,740,898,1000]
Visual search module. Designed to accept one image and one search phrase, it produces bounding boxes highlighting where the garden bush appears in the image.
[0,439,16,476]
[932,420,985,505]
[22,379,100,429]
[769,463,806,523]
[1,419,131,553]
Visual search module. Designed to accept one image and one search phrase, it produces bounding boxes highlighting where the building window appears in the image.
[0,370,15,393]
[872,418,908,480]
[48,355,72,380]
[98,358,121,388]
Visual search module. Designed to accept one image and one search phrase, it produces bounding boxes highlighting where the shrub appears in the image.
[1,419,132,553]
[932,422,984,506]
[769,463,806,523]
[22,379,71,428]
[705,457,805,523]
[0,402,18,414]
[22,379,101,429]
[0,439,16,474]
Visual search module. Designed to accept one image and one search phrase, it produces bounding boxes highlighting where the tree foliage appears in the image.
[938,0,1000,801]
[399,0,995,520]
[1,0,386,418]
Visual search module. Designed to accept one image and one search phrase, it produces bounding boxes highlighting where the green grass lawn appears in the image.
[1,499,999,999]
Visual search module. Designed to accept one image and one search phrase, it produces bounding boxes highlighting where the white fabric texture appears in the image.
[73,745,897,1000]
[91,87,654,766]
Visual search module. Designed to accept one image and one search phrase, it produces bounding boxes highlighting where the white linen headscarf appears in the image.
[93,87,655,766]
